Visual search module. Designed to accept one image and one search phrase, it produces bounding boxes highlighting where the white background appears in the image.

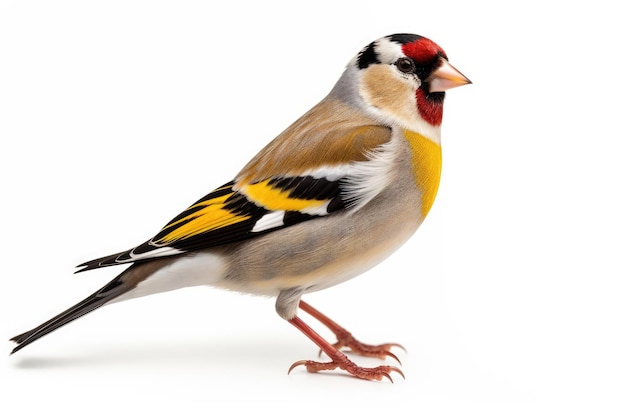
[1,1,625,415]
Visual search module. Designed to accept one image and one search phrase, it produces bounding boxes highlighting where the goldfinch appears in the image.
[10,33,470,381]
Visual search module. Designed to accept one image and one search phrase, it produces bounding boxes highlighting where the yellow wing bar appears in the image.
[155,194,250,244]
[241,179,328,212]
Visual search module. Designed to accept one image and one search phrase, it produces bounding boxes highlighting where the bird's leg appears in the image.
[287,315,404,382]
[298,300,405,363]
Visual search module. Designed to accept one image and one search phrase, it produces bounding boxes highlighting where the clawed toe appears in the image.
[288,357,405,382]
[289,303,408,381]
[319,344,403,364]
[333,334,406,363]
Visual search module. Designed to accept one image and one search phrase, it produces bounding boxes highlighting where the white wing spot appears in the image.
[252,211,285,232]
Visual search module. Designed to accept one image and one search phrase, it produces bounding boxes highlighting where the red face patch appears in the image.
[415,89,443,126]
[401,38,447,64]
[399,37,447,126]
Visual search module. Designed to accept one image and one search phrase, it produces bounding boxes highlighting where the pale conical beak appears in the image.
[427,59,471,93]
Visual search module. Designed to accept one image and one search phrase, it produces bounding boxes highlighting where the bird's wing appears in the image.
[77,100,392,272]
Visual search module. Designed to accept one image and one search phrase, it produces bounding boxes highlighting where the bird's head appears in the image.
[334,33,471,133]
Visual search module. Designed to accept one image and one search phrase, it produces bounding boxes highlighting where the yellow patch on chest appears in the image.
[403,130,442,217]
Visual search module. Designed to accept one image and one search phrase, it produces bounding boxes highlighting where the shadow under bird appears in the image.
[10,33,470,381]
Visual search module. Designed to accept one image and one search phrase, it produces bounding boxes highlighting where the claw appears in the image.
[287,360,307,375]
[375,366,404,383]
[391,366,405,380]
[390,342,407,354]
[385,350,402,365]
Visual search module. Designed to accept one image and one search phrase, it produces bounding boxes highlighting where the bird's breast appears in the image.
[402,129,442,218]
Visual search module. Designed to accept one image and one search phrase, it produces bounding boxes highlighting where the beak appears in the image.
[427,59,472,93]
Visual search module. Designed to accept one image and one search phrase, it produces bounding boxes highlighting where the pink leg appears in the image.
[288,316,403,382]
[299,300,405,363]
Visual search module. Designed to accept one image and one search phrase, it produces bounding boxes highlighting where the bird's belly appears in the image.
[219,183,424,296]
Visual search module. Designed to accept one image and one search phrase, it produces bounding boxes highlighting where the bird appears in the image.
[10,33,470,381]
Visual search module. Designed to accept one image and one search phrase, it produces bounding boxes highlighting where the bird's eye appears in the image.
[395,57,415,73]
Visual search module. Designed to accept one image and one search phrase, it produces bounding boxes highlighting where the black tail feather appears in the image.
[10,274,130,355]
[75,249,131,273]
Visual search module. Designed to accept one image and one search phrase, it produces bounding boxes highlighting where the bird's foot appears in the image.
[288,315,404,382]
[330,328,405,364]
[297,300,405,363]
[288,349,404,382]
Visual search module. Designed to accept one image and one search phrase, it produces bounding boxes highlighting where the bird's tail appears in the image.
[10,269,132,355]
